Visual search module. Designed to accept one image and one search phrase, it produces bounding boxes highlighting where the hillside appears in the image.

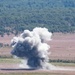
[0,0,75,36]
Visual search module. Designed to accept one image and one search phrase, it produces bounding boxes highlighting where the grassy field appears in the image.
[0,58,21,63]
[1,58,75,75]
[0,73,68,75]
[51,62,75,67]
[0,58,75,67]
[0,33,75,75]
[0,33,75,60]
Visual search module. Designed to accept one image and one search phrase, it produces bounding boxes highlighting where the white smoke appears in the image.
[11,27,52,69]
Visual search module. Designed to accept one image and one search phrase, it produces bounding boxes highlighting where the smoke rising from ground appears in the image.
[11,27,52,69]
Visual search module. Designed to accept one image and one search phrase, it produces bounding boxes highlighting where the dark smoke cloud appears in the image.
[11,27,52,69]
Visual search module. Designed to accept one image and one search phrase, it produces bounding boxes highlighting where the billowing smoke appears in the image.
[11,27,52,69]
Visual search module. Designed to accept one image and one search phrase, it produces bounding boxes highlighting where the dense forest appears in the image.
[0,0,75,36]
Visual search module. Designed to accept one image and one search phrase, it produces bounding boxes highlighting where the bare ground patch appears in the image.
[0,33,75,60]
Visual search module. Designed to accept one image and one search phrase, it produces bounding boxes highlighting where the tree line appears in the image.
[0,0,75,36]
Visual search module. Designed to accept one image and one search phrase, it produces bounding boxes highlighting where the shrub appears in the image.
[0,43,3,48]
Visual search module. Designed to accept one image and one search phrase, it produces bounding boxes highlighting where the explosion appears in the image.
[11,27,52,69]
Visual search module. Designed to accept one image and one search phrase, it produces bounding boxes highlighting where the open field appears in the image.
[0,58,75,65]
[0,67,75,75]
[0,33,75,74]
[0,58,75,67]
[0,59,75,75]
[49,33,75,60]
[0,33,75,60]
[0,72,75,75]
[0,34,14,44]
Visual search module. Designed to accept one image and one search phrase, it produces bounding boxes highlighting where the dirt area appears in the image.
[0,62,75,74]
[0,34,14,44]
[0,33,75,74]
[0,67,75,75]
[0,61,75,74]
[0,33,75,60]
[49,33,75,60]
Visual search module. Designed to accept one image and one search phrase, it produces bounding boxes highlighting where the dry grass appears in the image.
[0,34,14,44]
[0,31,75,74]
[0,33,75,60]
[49,33,75,60]
[0,73,72,75]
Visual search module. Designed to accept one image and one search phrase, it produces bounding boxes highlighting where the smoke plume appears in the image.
[11,27,52,69]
